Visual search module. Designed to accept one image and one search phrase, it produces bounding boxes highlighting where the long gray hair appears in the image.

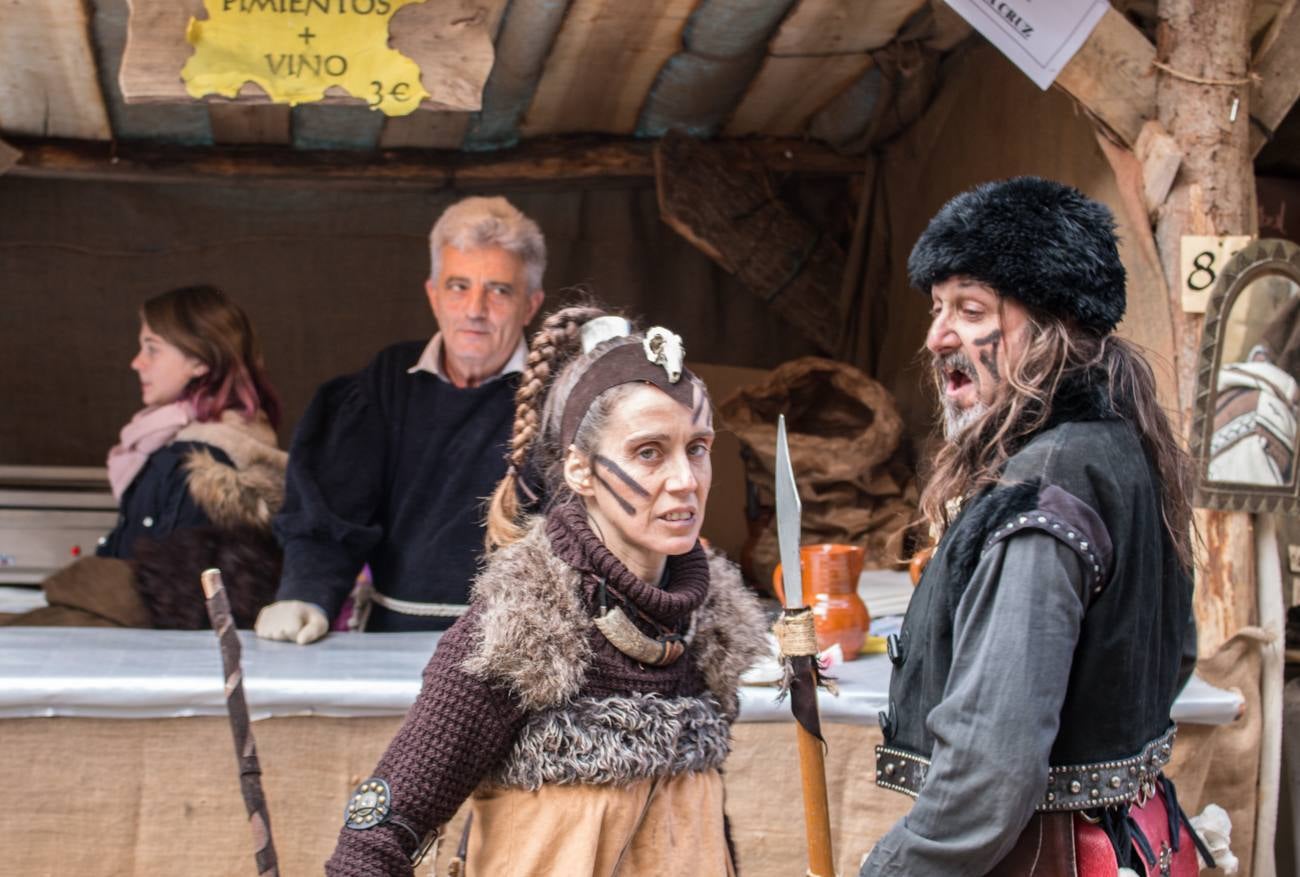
[918,312,1195,570]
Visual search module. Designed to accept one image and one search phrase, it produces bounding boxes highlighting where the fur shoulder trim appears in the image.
[944,479,1040,600]
[177,413,287,530]
[693,550,769,718]
[462,518,594,711]
[176,411,285,470]
[184,449,286,530]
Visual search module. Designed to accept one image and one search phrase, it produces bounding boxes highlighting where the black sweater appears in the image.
[272,341,516,631]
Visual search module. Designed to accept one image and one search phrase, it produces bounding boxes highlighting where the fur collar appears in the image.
[694,548,769,718]
[176,411,287,530]
[462,518,595,712]
[176,411,284,469]
[462,517,769,717]
[1043,367,1115,430]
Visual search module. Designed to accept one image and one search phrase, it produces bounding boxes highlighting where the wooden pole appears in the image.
[775,608,836,876]
[201,568,280,877]
[1152,0,1259,657]
[793,662,836,877]
[1150,1,1266,873]
[1154,0,1257,419]
[7,136,864,190]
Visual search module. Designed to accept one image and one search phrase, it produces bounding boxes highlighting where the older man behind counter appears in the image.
[255,196,545,643]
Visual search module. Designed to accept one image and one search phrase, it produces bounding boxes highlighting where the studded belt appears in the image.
[875,725,1178,812]
[1040,725,1177,811]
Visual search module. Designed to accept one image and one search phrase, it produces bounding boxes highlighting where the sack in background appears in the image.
[719,357,918,593]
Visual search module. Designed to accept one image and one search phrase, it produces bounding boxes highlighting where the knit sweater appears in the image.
[272,341,517,631]
[325,501,768,876]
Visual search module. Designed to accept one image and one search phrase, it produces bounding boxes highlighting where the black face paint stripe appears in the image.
[592,472,637,516]
[691,387,707,424]
[978,350,1000,384]
[593,454,650,497]
[973,328,1002,384]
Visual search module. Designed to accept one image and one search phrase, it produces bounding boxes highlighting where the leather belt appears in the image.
[875,725,1178,813]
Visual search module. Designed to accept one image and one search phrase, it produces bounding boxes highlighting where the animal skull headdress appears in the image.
[559,320,695,449]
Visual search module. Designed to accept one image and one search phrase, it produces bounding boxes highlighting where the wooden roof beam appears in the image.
[5,135,864,190]
[1250,0,1300,157]
[1053,6,1157,148]
[91,0,213,143]
[635,0,797,138]
[463,0,575,150]
[0,0,112,141]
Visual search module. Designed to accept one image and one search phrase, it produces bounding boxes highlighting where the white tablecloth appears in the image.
[0,627,1243,725]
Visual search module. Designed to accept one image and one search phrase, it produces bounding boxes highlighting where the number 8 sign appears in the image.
[1181,235,1253,313]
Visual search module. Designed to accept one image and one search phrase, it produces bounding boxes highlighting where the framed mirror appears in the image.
[1191,239,1300,512]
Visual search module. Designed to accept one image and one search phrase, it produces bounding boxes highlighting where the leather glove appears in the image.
[255,600,330,645]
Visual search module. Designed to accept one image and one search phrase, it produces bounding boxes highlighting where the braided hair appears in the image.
[486,305,608,548]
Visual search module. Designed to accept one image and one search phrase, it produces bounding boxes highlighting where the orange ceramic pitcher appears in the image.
[773,544,871,659]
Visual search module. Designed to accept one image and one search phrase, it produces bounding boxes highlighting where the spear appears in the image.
[201,568,280,877]
[772,415,836,876]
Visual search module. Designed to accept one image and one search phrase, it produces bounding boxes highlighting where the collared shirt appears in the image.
[406,333,528,385]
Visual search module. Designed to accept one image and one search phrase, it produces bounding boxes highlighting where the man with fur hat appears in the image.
[255,197,545,642]
[860,178,1205,875]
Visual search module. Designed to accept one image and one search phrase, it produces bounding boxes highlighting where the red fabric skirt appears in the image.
[990,781,1203,876]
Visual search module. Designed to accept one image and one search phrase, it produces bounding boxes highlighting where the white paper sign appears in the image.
[942,0,1109,90]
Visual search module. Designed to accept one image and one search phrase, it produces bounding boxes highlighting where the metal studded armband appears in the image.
[344,777,440,866]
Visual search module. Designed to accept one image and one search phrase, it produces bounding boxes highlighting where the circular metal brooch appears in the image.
[344,777,391,830]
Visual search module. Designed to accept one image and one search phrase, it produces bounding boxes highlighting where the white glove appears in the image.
[254,600,330,645]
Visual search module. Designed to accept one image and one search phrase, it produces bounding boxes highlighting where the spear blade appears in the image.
[775,415,804,609]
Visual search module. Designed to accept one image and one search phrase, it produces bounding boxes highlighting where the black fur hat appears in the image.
[908,177,1126,335]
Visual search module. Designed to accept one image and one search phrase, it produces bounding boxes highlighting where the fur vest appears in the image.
[462,517,769,790]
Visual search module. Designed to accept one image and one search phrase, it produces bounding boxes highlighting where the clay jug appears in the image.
[773,543,871,659]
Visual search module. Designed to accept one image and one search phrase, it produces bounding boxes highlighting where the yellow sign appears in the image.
[181,0,431,116]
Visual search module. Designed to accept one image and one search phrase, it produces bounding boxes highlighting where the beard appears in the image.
[942,397,988,439]
[934,350,986,439]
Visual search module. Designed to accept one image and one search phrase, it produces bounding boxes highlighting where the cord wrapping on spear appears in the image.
[201,567,280,877]
[773,607,837,742]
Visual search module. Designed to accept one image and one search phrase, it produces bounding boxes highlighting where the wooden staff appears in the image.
[201,568,280,877]
[773,415,836,876]
[774,610,837,877]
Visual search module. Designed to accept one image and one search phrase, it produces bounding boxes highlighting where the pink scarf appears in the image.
[106,401,195,500]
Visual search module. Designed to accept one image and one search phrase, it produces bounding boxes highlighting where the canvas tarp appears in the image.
[0,711,1246,876]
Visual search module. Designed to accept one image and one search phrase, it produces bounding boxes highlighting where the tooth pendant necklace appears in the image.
[592,576,696,666]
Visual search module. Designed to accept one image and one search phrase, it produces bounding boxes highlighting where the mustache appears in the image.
[934,350,977,381]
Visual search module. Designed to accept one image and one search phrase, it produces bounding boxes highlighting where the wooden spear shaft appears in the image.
[776,606,836,876]
[792,652,836,876]
[201,568,280,877]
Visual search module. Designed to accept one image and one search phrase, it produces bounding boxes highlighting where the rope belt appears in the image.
[369,591,469,618]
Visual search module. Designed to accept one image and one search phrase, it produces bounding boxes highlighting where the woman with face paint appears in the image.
[327,307,768,877]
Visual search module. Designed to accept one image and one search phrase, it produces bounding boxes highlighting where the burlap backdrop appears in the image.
[719,356,917,591]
